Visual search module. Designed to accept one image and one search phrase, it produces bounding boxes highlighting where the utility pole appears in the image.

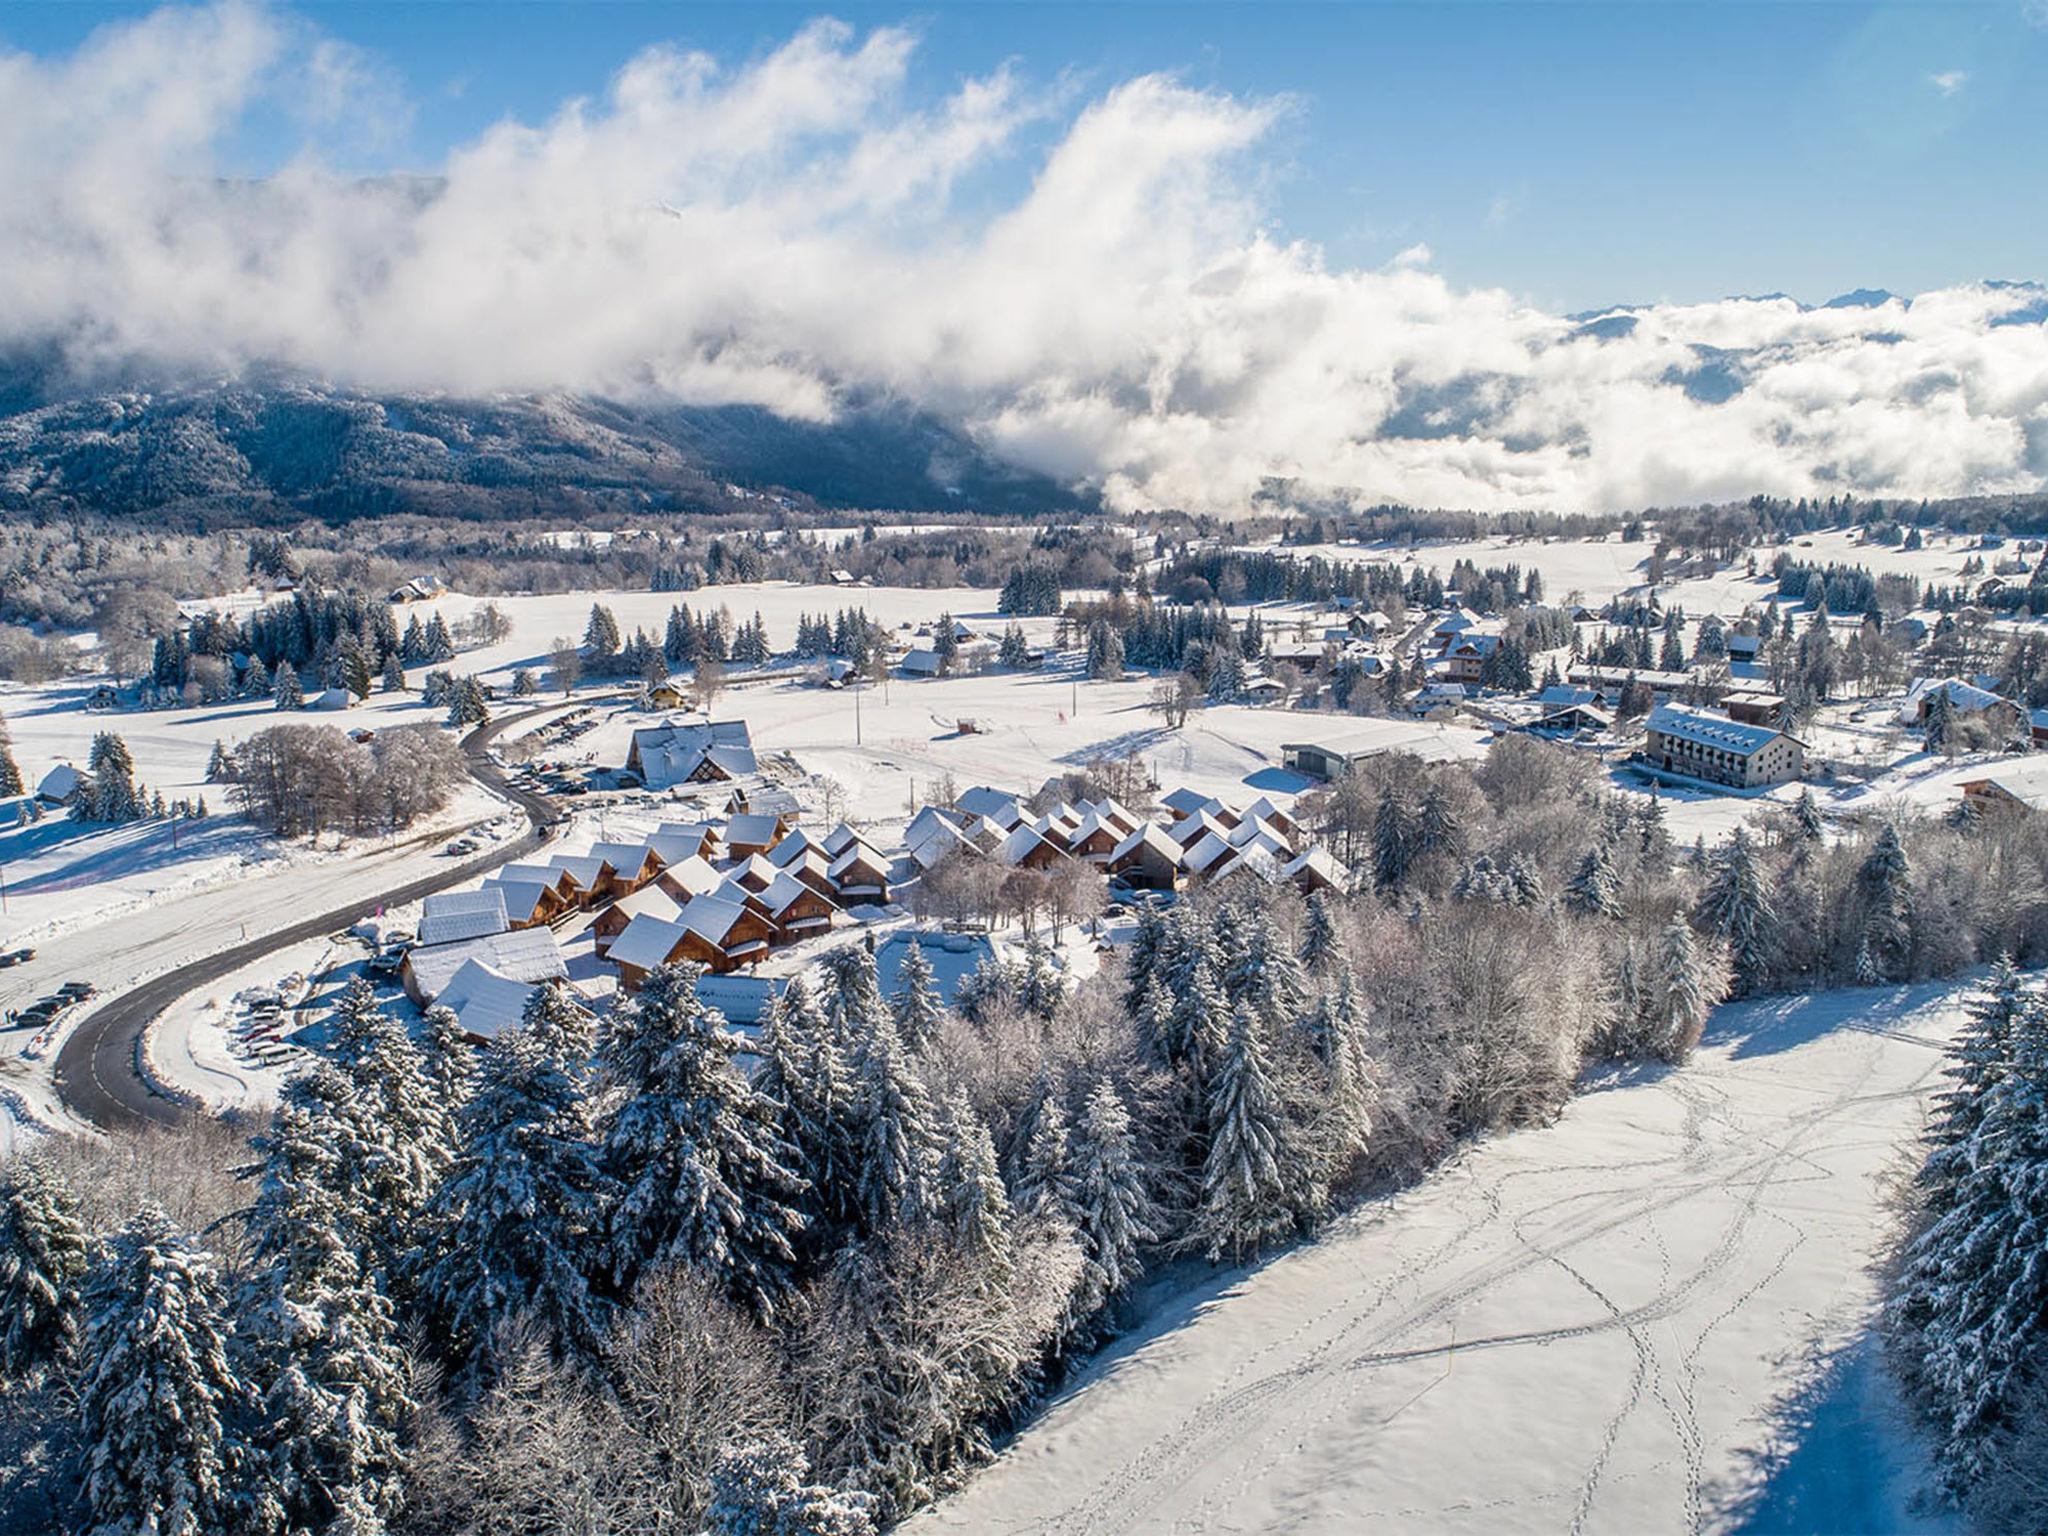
[855,683,862,745]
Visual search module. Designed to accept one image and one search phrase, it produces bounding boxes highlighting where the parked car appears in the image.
[0,948,34,968]
[57,981,97,1000]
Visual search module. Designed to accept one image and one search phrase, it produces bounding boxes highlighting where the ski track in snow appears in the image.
[911,983,1962,1536]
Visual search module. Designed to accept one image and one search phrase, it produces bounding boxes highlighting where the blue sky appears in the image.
[3,1,2044,311]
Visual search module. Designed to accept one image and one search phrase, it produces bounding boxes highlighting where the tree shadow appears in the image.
[1706,981,1952,1062]
[1712,1330,1955,1535]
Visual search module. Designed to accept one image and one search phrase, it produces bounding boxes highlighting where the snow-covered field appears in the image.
[913,980,1967,1536]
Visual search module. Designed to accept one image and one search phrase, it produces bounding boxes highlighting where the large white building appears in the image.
[1641,704,1805,789]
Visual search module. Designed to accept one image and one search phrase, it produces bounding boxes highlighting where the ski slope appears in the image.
[913,982,1965,1536]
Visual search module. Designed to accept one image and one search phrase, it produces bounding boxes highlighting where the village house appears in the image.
[589,885,686,957]
[1640,703,1806,790]
[724,811,791,860]
[432,959,543,1042]
[586,841,666,895]
[608,894,776,987]
[1959,760,2048,816]
[1107,822,1185,891]
[1900,677,2027,738]
[1721,689,1788,727]
[403,926,568,1007]
[828,841,894,904]
[417,889,509,947]
[625,718,758,788]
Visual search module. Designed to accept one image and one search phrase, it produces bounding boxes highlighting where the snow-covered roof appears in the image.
[419,889,509,947]
[908,817,971,870]
[1109,821,1181,867]
[608,914,689,972]
[601,884,685,928]
[1159,786,1215,819]
[1900,676,2015,724]
[957,786,1025,827]
[769,827,824,866]
[406,926,567,1000]
[481,878,555,925]
[1644,703,1788,757]
[547,854,611,890]
[829,842,889,879]
[726,814,783,849]
[436,959,541,1041]
[998,824,1061,866]
[663,857,726,897]
[36,763,85,801]
[679,894,757,945]
[588,841,661,875]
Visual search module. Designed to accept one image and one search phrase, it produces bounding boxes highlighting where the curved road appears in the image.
[52,703,575,1132]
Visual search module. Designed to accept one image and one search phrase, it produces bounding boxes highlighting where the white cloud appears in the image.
[0,2,2042,515]
[1929,68,1969,96]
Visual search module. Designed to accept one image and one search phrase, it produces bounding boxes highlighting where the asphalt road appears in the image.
[51,702,573,1133]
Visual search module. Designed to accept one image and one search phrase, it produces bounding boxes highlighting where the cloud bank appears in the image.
[3,2,2045,514]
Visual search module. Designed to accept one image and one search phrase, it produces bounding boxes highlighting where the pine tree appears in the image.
[423,986,613,1380]
[79,1207,251,1536]
[937,1086,1013,1274]
[325,980,451,1268]
[584,603,622,667]
[1227,905,1309,1032]
[1923,958,2029,1188]
[757,976,860,1240]
[1649,917,1726,1063]
[1372,790,1415,891]
[0,711,23,798]
[0,1153,88,1384]
[1793,787,1826,842]
[705,1432,878,1536]
[1161,951,1230,1078]
[891,939,944,1051]
[380,651,406,693]
[1697,828,1776,993]
[1069,1078,1157,1328]
[1011,1079,1080,1225]
[846,1001,942,1236]
[240,1079,412,1530]
[1295,893,1337,977]
[1415,781,1463,859]
[1193,1006,1321,1261]
[80,732,145,823]
[600,962,807,1318]
[1564,840,1622,918]
[1895,992,2048,1496]
[1859,823,1914,981]
[274,660,304,710]
[1019,932,1065,1020]
[419,1003,477,1113]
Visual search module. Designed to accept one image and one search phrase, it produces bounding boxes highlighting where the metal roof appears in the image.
[1644,703,1785,756]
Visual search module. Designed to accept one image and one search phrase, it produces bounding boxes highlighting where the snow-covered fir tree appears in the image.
[274,661,304,710]
[1160,950,1230,1079]
[705,1433,878,1536]
[1299,891,1339,975]
[1371,791,1416,890]
[1893,980,2048,1497]
[324,979,452,1269]
[79,732,146,823]
[844,990,942,1235]
[1697,827,1775,993]
[423,985,614,1380]
[1193,1005,1322,1260]
[937,1086,1014,1274]
[1018,933,1065,1020]
[0,712,22,798]
[78,1206,252,1536]
[600,962,807,1318]
[1068,1078,1158,1330]
[1648,917,1727,1063]
[418,1003,477,1113]
[1859,823,1914,981]
[1415,781,1463,859]
[891,939,944,1051]
[1564,840,1621,919]
[1010,1079,1080,1226]
[0,1153,88,1385]
[239,1075,413,1531]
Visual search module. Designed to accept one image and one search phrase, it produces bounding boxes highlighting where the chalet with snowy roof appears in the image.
[1721,690,1788,728]
[35,763,88,807]
[1640,704,1805,790]
[828,842,893,904]
[956,786,1026,828]
[546,854,616,906]
[590,885,685,957]
[998,823,1068,871]
[490,860,584,910]
[1283,846,1348,896]
[724,812,790,860]
[1528,702,1613,736]
[586,842,666,895]
[725,784,802,821]
[899,648,943,678]
[1960,761,2048,816]
[1159,786,1222,821]
[906,815,973,871]
[625,718,758,788]
[1725,634,1764,663]
[746,871,839,943]
[1899,678,2026,735]
[650,821,720,863]
[653,854,726,904]
[1107,823,1184,892]
[388,575,449,604]
[1435,632,1502,685]
[1431,608,1483,646]
[433,959,541,1042]
[1066,805,1129,862]
[769,827,826,867]
[403,926,568,1006]
[608,895,775,987]
[418,889,509,948]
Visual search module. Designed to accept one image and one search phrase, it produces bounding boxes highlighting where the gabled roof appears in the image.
[725,812,784,847]
[36,763,86,801]
[769,828,825,866]
[406,926,567,999]
[547,854,611,890]
[419,889,509,947]
[1169,809,1231,849]
[662,856,726,897]
[754,871,831,916]
[435,959,542,1041]
[1160,787,1214,819]
[678,894,758,945]
[907,817,971,870]
[957,786,1025,827]
[998,824,1061,865]
[829,842,890,879]
[903,805,965,848]
[481,878,556,926]
[600,884,685,927]
[645,829,712,866]
[1109,822,1181,867]
[1181,830,1239,876]
[608,914,689,972]
[1645,703,1791,756]
[1282,846,1347,891]
[588,841,663,875]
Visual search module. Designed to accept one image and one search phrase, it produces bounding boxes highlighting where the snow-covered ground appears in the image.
[913,980,1967,1536]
